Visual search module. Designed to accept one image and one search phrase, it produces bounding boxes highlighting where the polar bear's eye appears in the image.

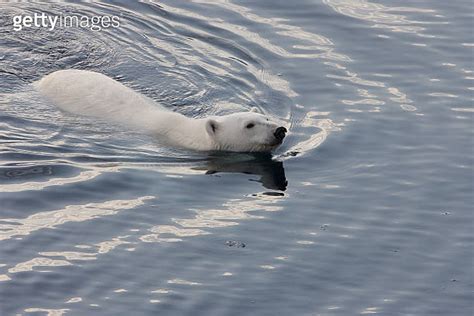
[246,123,255,129]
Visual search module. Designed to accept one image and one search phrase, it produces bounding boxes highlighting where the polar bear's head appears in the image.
[205,110,287,152]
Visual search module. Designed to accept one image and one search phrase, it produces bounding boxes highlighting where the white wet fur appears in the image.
[35,70,286,152]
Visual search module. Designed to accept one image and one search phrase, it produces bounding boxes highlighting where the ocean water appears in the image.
[0,1,473,315]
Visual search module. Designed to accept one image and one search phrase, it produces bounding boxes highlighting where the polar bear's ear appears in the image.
[250,107,259,113]
[205,119,219,136]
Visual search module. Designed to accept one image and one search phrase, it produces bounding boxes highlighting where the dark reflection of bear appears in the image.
[193,152,288,191]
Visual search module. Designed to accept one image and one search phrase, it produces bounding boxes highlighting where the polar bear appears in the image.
[35,70,287,152]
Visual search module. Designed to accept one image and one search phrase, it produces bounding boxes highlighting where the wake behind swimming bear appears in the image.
[35,70,287,152]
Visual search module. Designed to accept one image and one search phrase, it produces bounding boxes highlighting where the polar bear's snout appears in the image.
[273,126,287,143]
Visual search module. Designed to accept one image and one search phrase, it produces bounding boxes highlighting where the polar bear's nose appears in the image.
[274,126,287,141]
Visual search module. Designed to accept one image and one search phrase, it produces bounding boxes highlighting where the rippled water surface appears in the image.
[1,1,473,315]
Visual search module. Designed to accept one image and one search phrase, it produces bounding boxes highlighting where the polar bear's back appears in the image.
[35,70,166,128]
